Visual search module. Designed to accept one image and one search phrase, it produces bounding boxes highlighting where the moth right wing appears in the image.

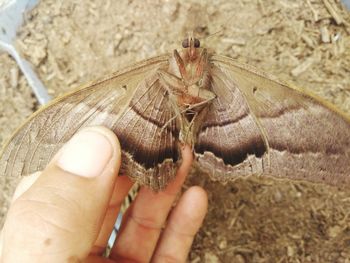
[0,55,180,190]
[195,54,350,187]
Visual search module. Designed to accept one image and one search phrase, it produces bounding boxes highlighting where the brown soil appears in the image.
[1,0,350,262]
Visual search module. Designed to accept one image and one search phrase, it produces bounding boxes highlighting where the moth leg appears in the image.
[157,69,185,96]
[180,109,199,149]
[174,46,208,80]
[160,112,181,133]
[173,49,189,82]
[158,67,216,104]
[195,48,208,77]
[185,97,213,111]
[161,95,217,132]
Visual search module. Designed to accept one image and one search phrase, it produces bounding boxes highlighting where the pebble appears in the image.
[204,252,220,263]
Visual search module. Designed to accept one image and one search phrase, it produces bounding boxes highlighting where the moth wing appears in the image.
[0,55,180,190]
[195,54,350,187]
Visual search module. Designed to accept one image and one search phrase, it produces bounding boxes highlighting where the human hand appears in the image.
[0,126,208,262]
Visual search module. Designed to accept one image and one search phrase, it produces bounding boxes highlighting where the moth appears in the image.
[1,35,350,191]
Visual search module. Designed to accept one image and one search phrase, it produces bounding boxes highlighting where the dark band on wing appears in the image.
[115,107,179,169]
[195,133,266,166]
[195,95,267,166]
[114,76,179,169]
[117,132,179,169]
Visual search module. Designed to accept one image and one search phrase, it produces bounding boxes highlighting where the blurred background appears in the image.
[1,0,350,262]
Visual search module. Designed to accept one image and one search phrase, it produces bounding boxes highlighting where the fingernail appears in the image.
[57,129,113,177]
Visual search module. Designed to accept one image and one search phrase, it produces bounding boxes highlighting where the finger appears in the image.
[1,126,122,262]
[90,175,133,255]
[10,172,41,202]
[0,172,40,259]
[152,186,208,262]
[0,175,132,258]
[110,145,193,262]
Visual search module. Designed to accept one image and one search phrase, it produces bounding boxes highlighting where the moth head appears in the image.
[181,32,202,61]
[182,37,201,49]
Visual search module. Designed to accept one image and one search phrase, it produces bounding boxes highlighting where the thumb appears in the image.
[1,126,121,262]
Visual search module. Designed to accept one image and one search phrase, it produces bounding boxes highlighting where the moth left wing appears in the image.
[0,55,180,190]
[195,55,350,187]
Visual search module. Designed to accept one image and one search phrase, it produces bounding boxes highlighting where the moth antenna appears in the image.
[198,14,236,44]
[187,30,195,40]
[205,29,224,41]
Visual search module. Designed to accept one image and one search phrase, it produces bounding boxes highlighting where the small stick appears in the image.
[322,0,343,25]
[306,0,319,22]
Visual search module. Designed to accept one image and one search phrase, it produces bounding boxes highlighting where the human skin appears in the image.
[0,126,208,263]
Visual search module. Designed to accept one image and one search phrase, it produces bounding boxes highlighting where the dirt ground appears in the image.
[1,0,350,262]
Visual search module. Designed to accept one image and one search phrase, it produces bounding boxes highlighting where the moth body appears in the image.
[160,36,216,148]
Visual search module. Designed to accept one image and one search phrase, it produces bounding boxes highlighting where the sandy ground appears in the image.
[1,0,350,262]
